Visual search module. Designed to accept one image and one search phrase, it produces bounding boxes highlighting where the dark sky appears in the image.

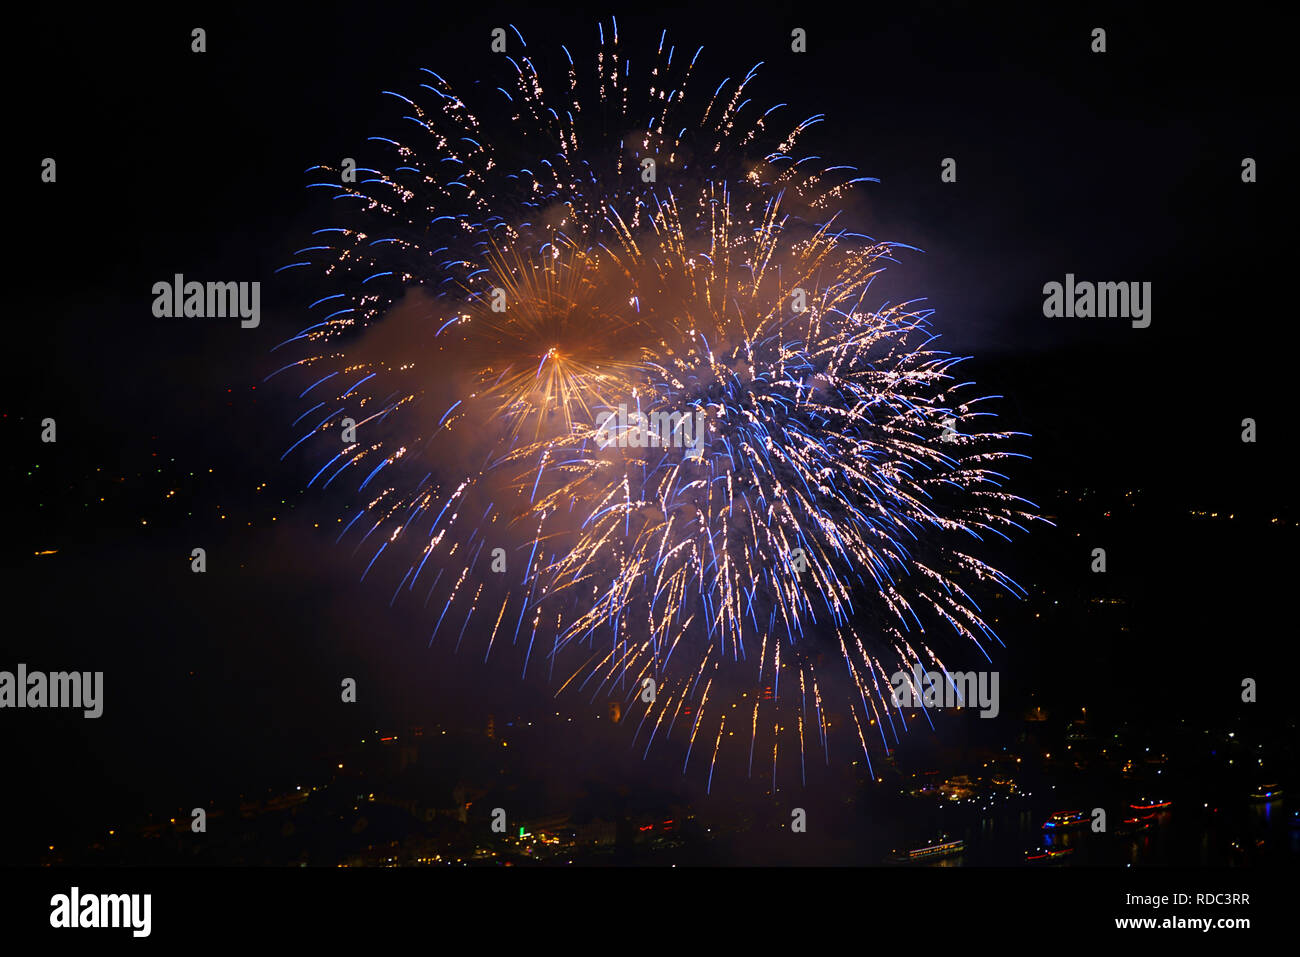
[6,2,1292,860]
[15,3,1286,482]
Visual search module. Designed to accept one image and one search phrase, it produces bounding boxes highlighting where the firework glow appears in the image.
[271,20,1043,791]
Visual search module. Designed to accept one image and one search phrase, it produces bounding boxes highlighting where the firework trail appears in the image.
[271,19,1042,791]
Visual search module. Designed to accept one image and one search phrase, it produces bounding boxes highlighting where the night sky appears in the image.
[6,2,1293,870]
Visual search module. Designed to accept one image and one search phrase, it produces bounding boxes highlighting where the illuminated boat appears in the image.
[890,837,965,863]
[1249,784,1283,802]
[1114,816,1152,836]
[1042,810,1089,830]
[1025,845,1074,862]
[1128,798,1172,818]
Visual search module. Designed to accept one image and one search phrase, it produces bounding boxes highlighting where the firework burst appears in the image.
[272,19,1042,791]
